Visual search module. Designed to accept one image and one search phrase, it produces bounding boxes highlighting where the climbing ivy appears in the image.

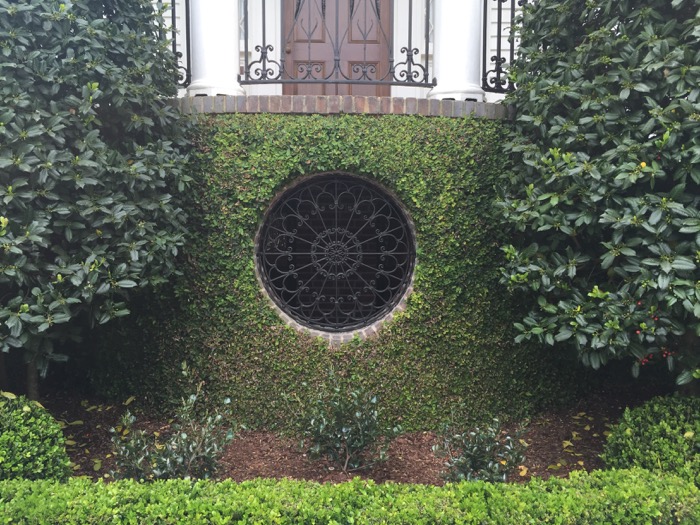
[87,114,581,429]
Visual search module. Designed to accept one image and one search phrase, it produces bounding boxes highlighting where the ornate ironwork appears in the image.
[241,0,435,88]
[257,174,415,333]
[482,0,527,93]
[157,0,191,87]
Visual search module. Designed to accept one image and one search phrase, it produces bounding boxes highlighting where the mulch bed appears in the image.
[41,381,671,485]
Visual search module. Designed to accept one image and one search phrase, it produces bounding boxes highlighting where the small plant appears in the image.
[0,391,71,481]
[602,396,700,486]
[111,383,234,480]
[433,418,526,482]
[293,377,400,473]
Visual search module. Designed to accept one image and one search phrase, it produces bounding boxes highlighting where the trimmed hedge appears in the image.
[86,113,582,428]
[0,392,70,482]
[602,396,700,486]
[0,469,698,524]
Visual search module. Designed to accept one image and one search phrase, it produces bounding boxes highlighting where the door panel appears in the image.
[283,0,392,96]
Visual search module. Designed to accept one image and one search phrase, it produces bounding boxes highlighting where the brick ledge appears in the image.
[176,95,510,119]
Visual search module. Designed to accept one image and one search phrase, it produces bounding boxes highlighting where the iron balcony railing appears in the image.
[157,0,191,87]
[481,0,527,93]
[241,0,434,89]
[168,0,525,94]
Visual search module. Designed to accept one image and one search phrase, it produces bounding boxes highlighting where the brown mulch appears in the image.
[41,382,671,485]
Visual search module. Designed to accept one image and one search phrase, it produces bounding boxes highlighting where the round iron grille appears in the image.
[256,174,416,333]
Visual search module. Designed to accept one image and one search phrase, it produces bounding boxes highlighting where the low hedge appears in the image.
[1,469,698,524]
[0,392,70,482]
[602,396,700,486]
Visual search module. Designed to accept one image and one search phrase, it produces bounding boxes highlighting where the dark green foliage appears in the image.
[111,383,234,480]
[0,391,70,481]
[1,469,699,523]
[293,376,400,472]
[602,396,700,485]
[500,0,700,382]
[88,113,582,429]
[433,418,525,482]
[0,0,191,376]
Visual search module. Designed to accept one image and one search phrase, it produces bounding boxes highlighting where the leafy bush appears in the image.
[602,396,700,485]
[111,385,234,480]
[500,0,700,382]
[1,469,698,524]
[293,378,400,473]
[0,391,70,481]
[0,0,191,389]
[433,418,525,482]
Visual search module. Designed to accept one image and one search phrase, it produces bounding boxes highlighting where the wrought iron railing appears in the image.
[240,0,435,88]
[167,0,526,95]
[158,0,191,87]
[481,0,526,93]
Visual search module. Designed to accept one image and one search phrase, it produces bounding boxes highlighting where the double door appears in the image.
[282,0,392,96]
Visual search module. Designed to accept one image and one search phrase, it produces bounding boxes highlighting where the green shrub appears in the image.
[0,469,698,524]
[500,0,700,382]
[433,418,525,482]
[293,377,400,473]
[602,396,700,486]
[491,469,700,525]
[0,391,70,481]
[111,383,234,480]
[0,0,191,388]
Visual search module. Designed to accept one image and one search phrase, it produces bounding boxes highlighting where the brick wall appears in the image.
[177,95,511,119]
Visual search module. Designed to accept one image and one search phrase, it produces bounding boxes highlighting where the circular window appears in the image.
[256,173,416,333]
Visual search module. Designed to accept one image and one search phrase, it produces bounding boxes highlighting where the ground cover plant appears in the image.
[500,0,700,385]
[0,0,191,398]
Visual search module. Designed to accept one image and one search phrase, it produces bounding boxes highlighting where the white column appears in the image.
[187,0,245,96]
[428,0,485,101]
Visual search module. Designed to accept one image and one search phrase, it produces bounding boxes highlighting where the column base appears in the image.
[187,81,246,97]
[428,84,485,102]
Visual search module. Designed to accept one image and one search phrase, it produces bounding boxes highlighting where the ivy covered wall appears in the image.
[88,113,581,429]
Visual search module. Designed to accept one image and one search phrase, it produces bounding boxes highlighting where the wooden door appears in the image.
[282,0,392,96]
